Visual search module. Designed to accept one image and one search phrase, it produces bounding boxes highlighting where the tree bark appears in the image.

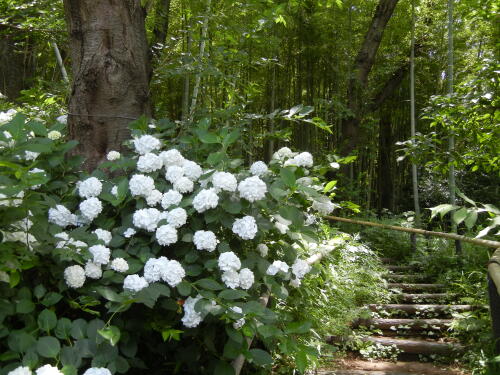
[377,115,394,211]
[63,0,152,171]
[341,0,399,157]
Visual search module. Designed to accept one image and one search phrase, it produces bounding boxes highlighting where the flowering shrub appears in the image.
[0,114,337,375]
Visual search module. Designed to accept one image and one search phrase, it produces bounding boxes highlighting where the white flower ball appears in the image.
[292,259,311,279]
[159,149,185,167]
[79,197,103,222]
[146,189,163,206]
[133,135,161,155]
[88,244,111,265]
[312,199,335,215]
[193,230,218,252]
[161,189,183,209]
[78,177,102,198]
[293,152,314,167]
[129,174,155,197]
[182,160,202,181]
[166,207,187,228]
[250,161,268,176]
[192,188,219,212]
[7,366,32,375]
[137,153,163,173]
[165,165,184,183]
[173,177,194,193]
[64,265,85,288]
[181,295,203,328]
[25,151,40,161]
[124,274,149,293]
[290,278,301,288]
[218,251,241,272]
[48,205,77,227]
[272,147,294,160]
[47,131,62,140]
[85,262,102,279]
[163,260,185,287]
[266,260,289,275]
[231,306,245,329]
[222,270,240,289]
[111,186,118,197]
[82,368,111,375]
[239,268,254,290]
[238,176,267,202]
[297,177,313,186]
[144,257,169,283]
[35,365,64,375]
[106,151,121,161]
[123,228,136,238]
[110,258,129,273]
[133,208,161,232]
[93,228,112,245]
[212,172,237,192]
[257,243,269,257]
[232,216,258,240]
[56,114,67,124]
[156,225,178,246]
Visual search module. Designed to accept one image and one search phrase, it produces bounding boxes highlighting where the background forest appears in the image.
[0,0,499,374]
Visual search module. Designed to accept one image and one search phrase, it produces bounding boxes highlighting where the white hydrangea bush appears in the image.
[43,123,339,372]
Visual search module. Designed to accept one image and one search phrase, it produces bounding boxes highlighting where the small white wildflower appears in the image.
[159,149,185,167]
[218,251,241,272]
[79,197,103,222]
[129,174,155,197]
[123,274,149,293]
[239,268,254,290]
[250,161,268,176]
[193,230,218,252]
[88,245,111,265]
[106,151,121,161]
[156,225,178,246]
[266,260,289,276]
[137,153,163,173]
[133,208,161,232]
[173,177,194,193]
[166,207,187,228]
[47,130,62,140]
[123,228,136,238]
[146,189,163,206]
[182,160,203,181]
[64,265,86,288]
[222,270,240,289]
[110,258,129,273]
[192,188,219,212]
[161,189,183,209]
[232,216,258,240]
[133,135,161,155]
[238,176,267,202]
[84,262,102,279]
[212,172,237,192]
[93,228,112,245]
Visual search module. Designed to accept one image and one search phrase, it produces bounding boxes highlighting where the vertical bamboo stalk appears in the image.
[51,41,68,83]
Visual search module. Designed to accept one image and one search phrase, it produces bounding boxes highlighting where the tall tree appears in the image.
[341,0,399,157]
[63,0,152,170]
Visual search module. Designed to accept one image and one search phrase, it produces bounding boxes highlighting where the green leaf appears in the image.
[41,292,63,307]
[98,326,121,346]
[280,168,296,187]
[249,348,273,366]
[464,210,478,229]
[55,318,73,340]
[61,365,77,375]
[207,151,226,165]
[38,309,57,332]
[225,326,243,344]
[34,284,47,299]
[16,299,35,314]
[96,287,124,302]
[222,130,240,147]
[214,360,235,375]
[323,180,337,193]
[27,120,48,136]
[196,278,224,290]
[222,199,242,214]
[452,207,468,225]
[176,281,192,296]
[285,320,312,334]
[429,204,458,219]
[218,290,248,300]
[36,336,61,358]
[8,331,36,352]
[257,324,282,339]
[70,319,87,339]
[295,350,308,373]
[195,129,220,144]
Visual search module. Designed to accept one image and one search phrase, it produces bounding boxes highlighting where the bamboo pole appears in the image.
[324,215,500,248]
[51,42,68,83]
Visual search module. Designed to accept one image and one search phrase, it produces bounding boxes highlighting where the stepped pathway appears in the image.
[321,258,471,375]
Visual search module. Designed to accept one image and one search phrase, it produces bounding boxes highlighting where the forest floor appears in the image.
[316,257,473,375]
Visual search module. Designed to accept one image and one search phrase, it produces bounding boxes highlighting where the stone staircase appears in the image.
[322,258,472,375]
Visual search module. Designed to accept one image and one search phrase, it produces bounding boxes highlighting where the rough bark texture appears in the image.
[64,0,151,171]
[341,0,399,156]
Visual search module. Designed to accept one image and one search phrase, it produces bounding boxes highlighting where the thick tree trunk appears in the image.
[341,0,399,157]
[63,0,151,171]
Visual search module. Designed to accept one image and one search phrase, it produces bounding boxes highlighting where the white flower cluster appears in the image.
[160,149,184,167]
[212,172,237,192]
[291,259,311,282]
[192,188,219,212]
[110,258,129,273]
[93,228,112,245]
[250,161,268,176]
[238,176,267,202]
[257,243,269,257]
[137,153,163,173]
[133,208,161,232]
[161,189,182,209]
[182,160,202,181]
[156,224,178,246]
[78,177,102,198]
[230,306,245,329]
[35,365,64,375]
[89,245,111,265]
[181,295,203,328]
[79,197,103,222]
[83,368,112,375]
[143,256,185,287]
[106,151,120,161]
[312,198,335,215]
[129,174,155,197]
[193,230,218,252]
[218,252,254,289]
[232,216,258,240]
[166,207,187,228]
[7,366,31,375]
[124,274,149,293]
[272,147,294,161]
[133,135,161,155]
[266,260,289,276]
[55,232,87,252]
[218,251,241,272]
[85,262,102,279]
[284,152,313,168]
[64,265,86,288]
[48,205,77,228]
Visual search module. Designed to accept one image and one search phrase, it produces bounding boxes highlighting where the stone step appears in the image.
[380,257,397,264]
[384,274,428,281]
[353,318,453,331]
[368,304,475,316]
[385,265,414,272]
[391,293,453,303]
[387,283,446,291]
[323,371,414,375]
[363,336,464,355]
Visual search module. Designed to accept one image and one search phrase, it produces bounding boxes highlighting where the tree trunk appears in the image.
[341,0,399,157]
[151,0,171,46]
[63,0,151,171]
[377,116,394,211]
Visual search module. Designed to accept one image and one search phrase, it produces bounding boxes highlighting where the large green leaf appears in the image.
[36,336,61,358]
[37,309,57,332]
[249,348,273,366]
[98,325,121,346]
